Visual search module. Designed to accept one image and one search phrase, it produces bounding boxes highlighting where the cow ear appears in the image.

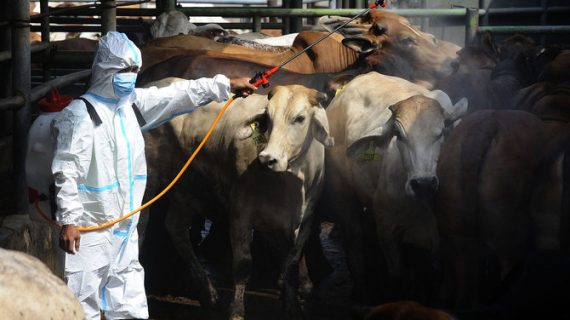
[346,120,394,160]
[342,37,376,54]
[237,125,254,140]
[310,91,328,106]
[447,97,468,122]
[319,16,369,37]
[312,107,334,148]
[481,32,499,58]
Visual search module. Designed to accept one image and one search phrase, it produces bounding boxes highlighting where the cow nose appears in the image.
[258,152,277,168]
[409,177,439,197]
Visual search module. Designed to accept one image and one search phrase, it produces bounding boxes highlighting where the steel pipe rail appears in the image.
[30,69,91,103]
[0,42,51,63]
[0,95,25,112]
[478,25,570,34]
[30,0,150,20]
[45,7,485,18]
[1,70,91,111]
[485,6,570,16]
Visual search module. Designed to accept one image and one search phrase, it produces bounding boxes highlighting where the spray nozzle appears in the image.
[370,0,387,9]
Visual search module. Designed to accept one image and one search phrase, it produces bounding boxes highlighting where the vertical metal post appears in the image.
[480,0,490,26]
[465,7,479,46]
[290,0,303,33]
[164,0,177,13]
[282,0,290,35]
[40,0,50,42]
[40,0,51,84]
[420,0,428,31]
[253,15,261,33]
[540,0,547,46]
[12,0,31,215]
[0,0,12,137]
[101,0,116,35]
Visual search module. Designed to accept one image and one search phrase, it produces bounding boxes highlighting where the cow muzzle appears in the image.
[407,176,439,198]
[258,150,287,172]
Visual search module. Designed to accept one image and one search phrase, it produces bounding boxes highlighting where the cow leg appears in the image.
[374,209,406,288]
[164,197,219,309]
[282,214,315,320]
[229,210,253,320]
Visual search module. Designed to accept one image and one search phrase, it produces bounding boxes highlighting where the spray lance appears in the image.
[235,0,387,98]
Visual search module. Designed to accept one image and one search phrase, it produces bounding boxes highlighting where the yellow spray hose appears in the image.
[36,96,236,232]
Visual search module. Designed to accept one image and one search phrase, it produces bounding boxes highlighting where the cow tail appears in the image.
[460,114,499,237]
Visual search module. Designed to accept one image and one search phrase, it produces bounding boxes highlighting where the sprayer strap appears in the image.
[78,97,146,128]
[78,97,102,127]
[131,103,147,127]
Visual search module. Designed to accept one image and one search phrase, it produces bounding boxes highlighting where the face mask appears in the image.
[112,72,137,98]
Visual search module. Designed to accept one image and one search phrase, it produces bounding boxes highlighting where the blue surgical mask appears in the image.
[112,72,137,98]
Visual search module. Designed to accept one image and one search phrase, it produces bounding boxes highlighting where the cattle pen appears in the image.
[1,1,570,320]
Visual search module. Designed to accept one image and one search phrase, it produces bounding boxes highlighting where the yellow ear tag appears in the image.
[335,83,348,97]
[360,141,379,161]
[250,122,267,146]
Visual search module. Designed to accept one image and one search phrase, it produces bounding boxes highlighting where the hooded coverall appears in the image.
[51,31,232,319]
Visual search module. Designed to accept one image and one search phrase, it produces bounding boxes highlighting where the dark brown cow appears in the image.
[433,110,570,307]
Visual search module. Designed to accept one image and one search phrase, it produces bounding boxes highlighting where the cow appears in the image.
[433,109,570,308]
[320,10,461,87]
[141,10,459,79]
[0,248,84,319]
[149,10,228,41]
[140,31,357,74]
[142,81,332,319]
[136,53,358,100]
[320,71,467,302]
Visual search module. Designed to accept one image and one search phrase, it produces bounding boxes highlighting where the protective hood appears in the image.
[89,31,142,101]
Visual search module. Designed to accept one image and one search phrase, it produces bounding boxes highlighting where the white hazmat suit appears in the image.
[51,31,232,319]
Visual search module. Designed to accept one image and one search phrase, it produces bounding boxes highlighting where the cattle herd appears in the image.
[31,8,570,320]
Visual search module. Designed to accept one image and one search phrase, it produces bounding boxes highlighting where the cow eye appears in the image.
[401,37,416,46]
[293,115,305,124]
[371,24,386,36]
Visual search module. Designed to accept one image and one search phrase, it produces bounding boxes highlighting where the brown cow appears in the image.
[143,81,332,319]
[140,31,357,74]
[321,10,461,87]
[136,53,357,99]
[141,10,459,81]
[434,110,566,307]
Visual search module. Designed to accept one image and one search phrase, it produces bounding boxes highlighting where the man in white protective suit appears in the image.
[51,31,257,319]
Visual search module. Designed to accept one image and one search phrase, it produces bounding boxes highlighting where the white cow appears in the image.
[142,81,332,319]
[322,71,467,300]
[0,248,84,319]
